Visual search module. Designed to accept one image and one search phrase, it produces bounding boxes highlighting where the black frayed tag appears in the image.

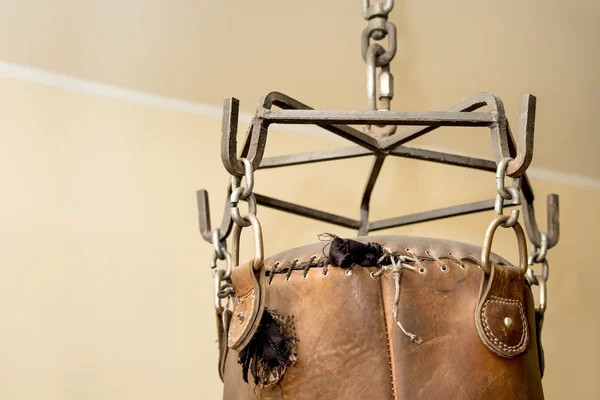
[238,310,297,387]
[324,235,389,269]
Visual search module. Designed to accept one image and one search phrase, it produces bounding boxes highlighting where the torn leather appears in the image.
[238,310,298,387]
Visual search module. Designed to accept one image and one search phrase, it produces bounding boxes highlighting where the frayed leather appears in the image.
[238,310,297,387]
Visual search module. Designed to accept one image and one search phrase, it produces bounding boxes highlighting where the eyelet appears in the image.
[345,269,353,276]
[440,265,448,273]
[418,267,426,274]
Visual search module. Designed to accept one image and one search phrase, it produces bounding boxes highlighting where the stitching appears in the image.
[481,295,528,353]
[265,250,485,281]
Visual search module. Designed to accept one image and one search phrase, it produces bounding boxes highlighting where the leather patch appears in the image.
[475,264,529,358]
[481,296,527,353]
[228,261,266,351]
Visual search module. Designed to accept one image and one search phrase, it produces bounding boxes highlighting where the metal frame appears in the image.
[200,91,558,243]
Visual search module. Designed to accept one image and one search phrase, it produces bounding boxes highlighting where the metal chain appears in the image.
[209,157,259,317]
[361,0,398,136]
[494,157,549,314]
[230,158,257,228]
[526,231,549,314]
[494,157,521,228]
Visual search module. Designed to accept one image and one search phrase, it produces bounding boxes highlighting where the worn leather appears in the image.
[217,310,232,380]
[222,235,544,399]
[228,261,266,350]
[475,264,529,358]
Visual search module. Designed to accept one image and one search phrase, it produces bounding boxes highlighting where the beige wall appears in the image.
[1,77,599,399]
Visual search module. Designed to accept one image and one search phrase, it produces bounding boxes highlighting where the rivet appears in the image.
[504,317,513,328]
[238,311,246,323]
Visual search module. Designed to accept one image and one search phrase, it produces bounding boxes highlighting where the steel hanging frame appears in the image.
[198,90,559,241]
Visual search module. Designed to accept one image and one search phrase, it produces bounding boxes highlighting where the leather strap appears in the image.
[217,310,232,381]
[475,263,530,358]
[227,260,266,351]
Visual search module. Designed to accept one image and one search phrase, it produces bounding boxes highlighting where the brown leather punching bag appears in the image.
[199,3,557,398]
[220,233,544,399]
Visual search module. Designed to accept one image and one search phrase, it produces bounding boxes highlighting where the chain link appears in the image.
[494,157,521,228]
[526,231,550,314]
[208,157,259,315]
[361,0,398,136]
[229,158,258,227]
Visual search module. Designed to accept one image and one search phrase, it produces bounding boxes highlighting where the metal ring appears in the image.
[232,213,265,272]
[481,215,528,275]
[361,22,397,67]
[221,249,234,280]
[534,232,548,263]
[230,192,257,228]
[496,157,515,199]
[528,256,549,282]
[494,188,520,228]
[230,158,254,200]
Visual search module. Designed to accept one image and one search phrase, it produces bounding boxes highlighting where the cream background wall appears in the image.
[0,76,598,399]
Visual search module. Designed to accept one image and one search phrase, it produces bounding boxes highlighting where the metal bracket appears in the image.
[200,90,546,238]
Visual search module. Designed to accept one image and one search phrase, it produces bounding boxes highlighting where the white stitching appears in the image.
[481,295,528,353]
[266,250,482,280]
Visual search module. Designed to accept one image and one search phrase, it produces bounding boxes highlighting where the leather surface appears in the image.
[223,266,393,399]
[475,264,529,357]
[228,262,266,350]
[222,235,544,399]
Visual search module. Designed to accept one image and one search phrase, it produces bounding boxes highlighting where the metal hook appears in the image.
[521,192,560,249]
[221,93,289,177]
[506,94,536,177]
[196,187,234,243]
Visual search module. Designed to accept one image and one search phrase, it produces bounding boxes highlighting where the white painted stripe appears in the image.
[1,60,598,191]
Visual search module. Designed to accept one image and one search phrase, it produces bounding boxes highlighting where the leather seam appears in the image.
[481,295,528,353]
[266,250,489,279]
[377,275,395,399]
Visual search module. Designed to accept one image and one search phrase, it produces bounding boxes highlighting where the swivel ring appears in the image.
[232,214,265,272]
[362,0,394,19]
[481,215,528,275]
